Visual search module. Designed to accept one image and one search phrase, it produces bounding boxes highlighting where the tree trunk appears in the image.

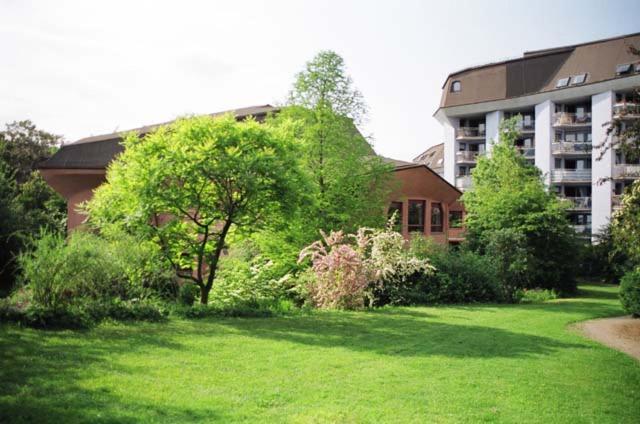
[199,285,209,305]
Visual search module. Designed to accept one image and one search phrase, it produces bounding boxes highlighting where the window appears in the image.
[451,80,461,92]
[458,142,467,151]
[555,158,563,169]
[556,77,570,88]
[635,63,640,73]
[449,210,463,229]
[388,202,403,232]
[431,202,443,233]
[408,200,425,233]
[616,63,632,75]
[571,73,587,85]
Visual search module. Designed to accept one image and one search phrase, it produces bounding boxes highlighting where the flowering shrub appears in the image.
[298,219,434,309]
[298,231,370,309]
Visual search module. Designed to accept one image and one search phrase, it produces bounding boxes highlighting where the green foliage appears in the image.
[282,50,394,236]
[18,231,173,309]
[612,180,640,268]
[515,288,559,304]
[86,114,305,305]
[463,117,578,294]
[619,267,640,316]
[589,223,632,283]
[178,284,198,307]
[0,122,66,295]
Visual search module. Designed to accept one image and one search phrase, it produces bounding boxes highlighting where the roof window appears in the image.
[451,80,461,92]
[570,73,587,85]
[616,63,632,75]
[556,77,570,88]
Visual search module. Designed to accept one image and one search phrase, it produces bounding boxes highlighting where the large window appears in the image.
[431,202,443,233]
[388,201,403,233]
[408,200,425,234]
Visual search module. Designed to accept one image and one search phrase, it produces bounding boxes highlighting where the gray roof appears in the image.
[380,156,413,167]
[413,143,444,175]
[40,105,278,169]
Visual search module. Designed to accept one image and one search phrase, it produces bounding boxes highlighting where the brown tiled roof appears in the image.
[413,143,444,175]
[439,32,640,109]
[40,105,278,169]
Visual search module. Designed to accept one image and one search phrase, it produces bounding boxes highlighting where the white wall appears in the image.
[485,110,503,155]
[443,117,458,185]
[535,100,553,187]
[591,90,614,239]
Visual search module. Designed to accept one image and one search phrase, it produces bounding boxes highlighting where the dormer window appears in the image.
[451,80,461,92]
[556,77,570,88]
[616,63,632,75]
[570,73,587,85]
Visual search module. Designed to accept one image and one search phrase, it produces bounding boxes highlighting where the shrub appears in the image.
[515,288,558,304]
[178,284,199,306]
[619,268,640,317]
[18,231,174,309]
[299,230,370,309]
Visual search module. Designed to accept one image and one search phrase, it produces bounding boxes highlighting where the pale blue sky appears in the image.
[1,0,639,160]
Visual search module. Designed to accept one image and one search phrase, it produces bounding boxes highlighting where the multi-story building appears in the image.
[434,32,640,238]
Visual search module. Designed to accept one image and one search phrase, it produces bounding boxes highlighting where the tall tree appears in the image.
[282,50,393,234]
[86,115,305,304]
[463,117,578,295]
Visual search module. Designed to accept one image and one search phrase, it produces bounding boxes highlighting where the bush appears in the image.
[18,231,174,309]
[178,284,199,307]
[515,288,558,304]
[619,268,640,317]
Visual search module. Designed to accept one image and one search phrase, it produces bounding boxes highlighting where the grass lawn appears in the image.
[1,283,639,423]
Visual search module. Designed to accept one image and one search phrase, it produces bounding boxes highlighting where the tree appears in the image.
[0,120,60,184]
[282,50,393,234]
[0,122,66,295]
[612,180,640,266]
[86,115,305,304]
[463,117,578,295]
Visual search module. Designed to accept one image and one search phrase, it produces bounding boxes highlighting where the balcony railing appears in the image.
[455,175,473,190]
[561,196,591,210]
[613,164,640,179]
[553,112,592,127]
[456,127,486,139]
[551,142,592,155]
[516,147,535,158]
[515,120,535,132]
[551,169,592,183]
[612,194,622,209]
[455,150,484,163]
[613,103,640,118]
[573,224,592,235]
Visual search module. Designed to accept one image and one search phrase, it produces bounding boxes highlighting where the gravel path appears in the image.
[575,316,640,361]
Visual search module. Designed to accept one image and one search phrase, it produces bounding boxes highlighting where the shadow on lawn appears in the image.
[0,325,227,424]
[217,308,588,359]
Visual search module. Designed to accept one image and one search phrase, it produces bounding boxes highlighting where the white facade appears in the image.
[436,76,640,240]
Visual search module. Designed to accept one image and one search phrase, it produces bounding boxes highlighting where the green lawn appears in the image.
[1,284,639,423]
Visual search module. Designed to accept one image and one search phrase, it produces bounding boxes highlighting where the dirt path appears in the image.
[574,316,640,361]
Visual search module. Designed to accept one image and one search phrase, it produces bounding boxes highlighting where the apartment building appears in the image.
[434,32,640,238]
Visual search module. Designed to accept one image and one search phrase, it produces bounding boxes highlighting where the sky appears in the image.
[1,0,639,161]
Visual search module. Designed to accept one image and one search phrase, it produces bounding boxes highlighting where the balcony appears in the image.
[455,175,473,190]
[516,147,535,158]
[613,103,640,119]
[515,120,535,133]
[561,196,591,210]
[551,169,592,183]
[613,164,640,179]
[456,127,485,140]
[552,112,591,127]
[551,142,592,155]
[612,194,622,210]
[573,224,592,236]
[455,150,484,163]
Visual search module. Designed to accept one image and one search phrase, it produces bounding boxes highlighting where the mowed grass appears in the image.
[1,284,639,423]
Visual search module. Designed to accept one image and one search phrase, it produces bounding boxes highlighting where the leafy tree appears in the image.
[0,122,66,295]
[463,117,578,295]
[86,115,305,304]
[0,120,60,184]
[612,180,640,266]
[282,50,393,234]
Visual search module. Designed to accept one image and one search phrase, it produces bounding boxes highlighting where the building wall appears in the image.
[443,118,458,184]
[534,99,553,186]
[591,90,614,236]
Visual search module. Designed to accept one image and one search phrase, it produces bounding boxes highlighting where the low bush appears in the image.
[515,288,558,304]
[178,284,199,307]
[619,268,640,317]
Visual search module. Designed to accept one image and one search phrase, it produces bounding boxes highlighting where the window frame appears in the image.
[430,202,444,233]
[451,80,461,92]
[407,200,426,234]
